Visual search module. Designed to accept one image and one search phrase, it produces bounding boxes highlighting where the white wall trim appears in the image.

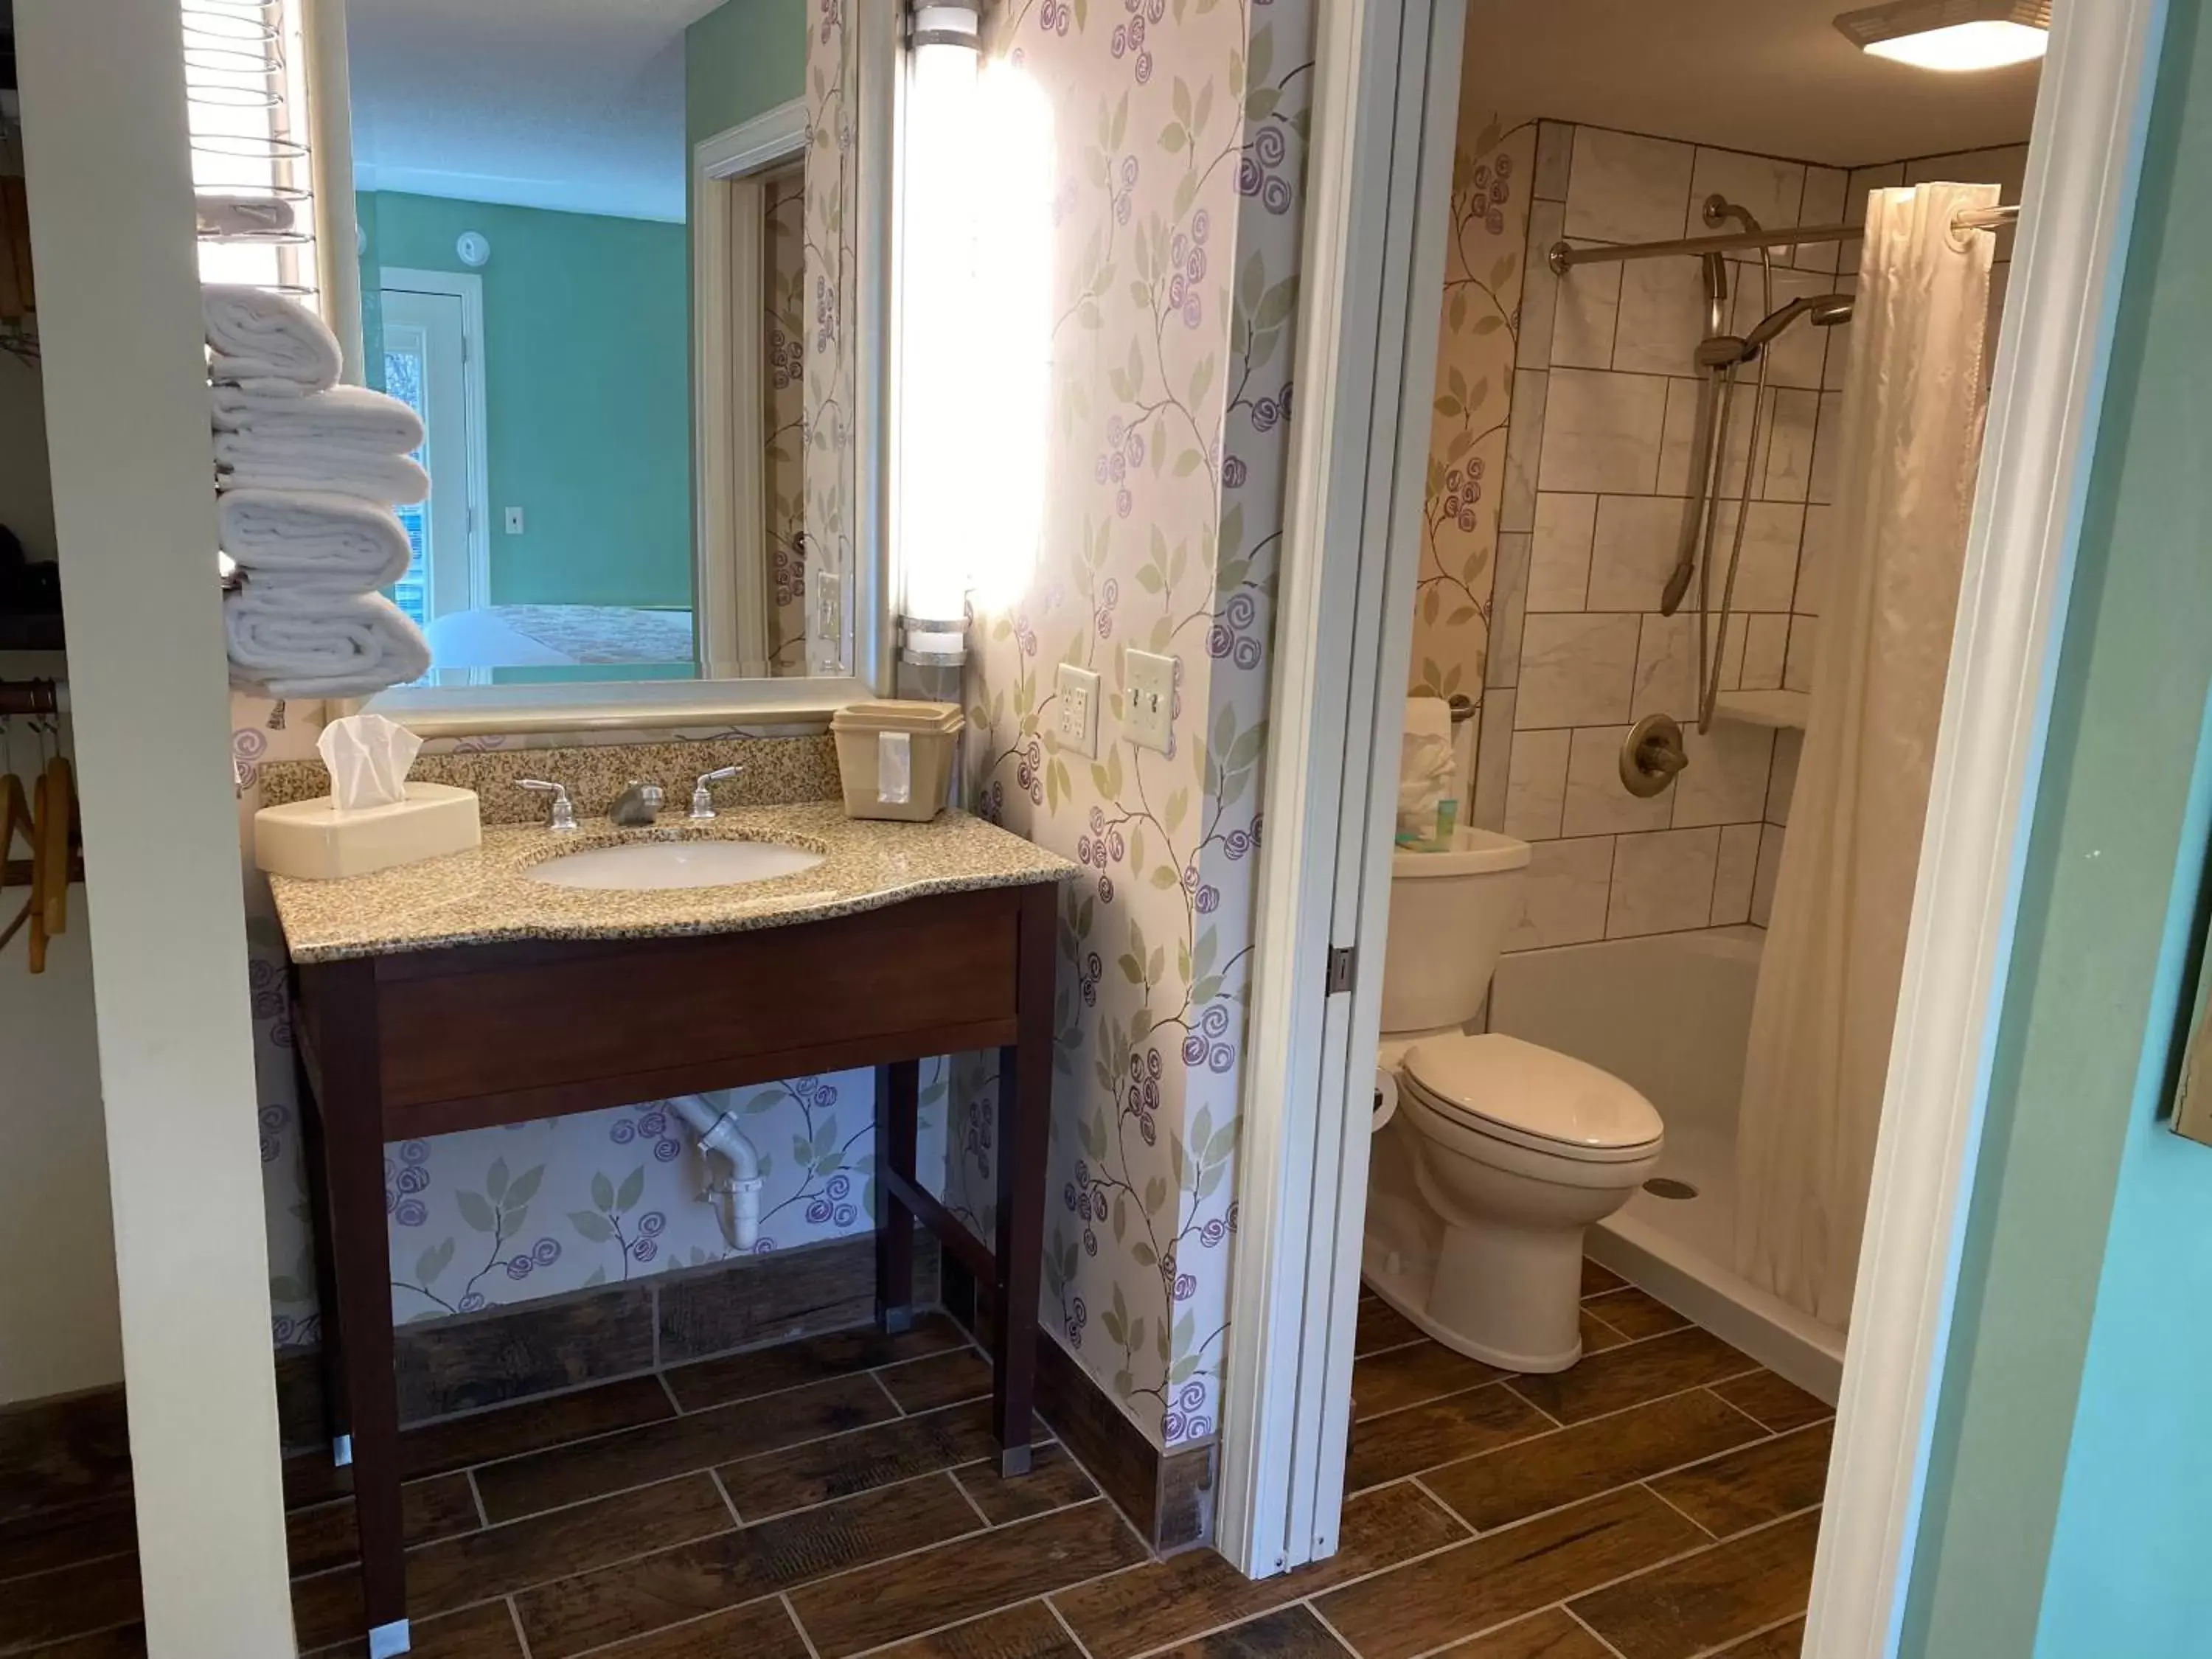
[1215,0,1465,1576]
[1806,1,2166,1652]
[693,100,807,678]
[379,265,490,613]
[15,0,298,1646]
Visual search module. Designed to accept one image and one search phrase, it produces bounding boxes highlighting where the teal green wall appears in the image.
[1900,4,2211,1652]
[359,192,691,609]
[685,0,806,151]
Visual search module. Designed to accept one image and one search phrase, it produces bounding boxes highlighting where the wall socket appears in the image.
[1122,649,1175,753]
[1054,663,1101,757]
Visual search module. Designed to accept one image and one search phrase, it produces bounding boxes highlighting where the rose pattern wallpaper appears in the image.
[803,0,860,677]
[1408,114,1533,749]
[953,0,1315,1447]
[765,161,810,675]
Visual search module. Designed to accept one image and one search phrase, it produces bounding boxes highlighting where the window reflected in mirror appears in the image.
[342,0,871,691]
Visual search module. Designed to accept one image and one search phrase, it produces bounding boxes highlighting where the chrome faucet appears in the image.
[610,779,666,827]
[515,779,577,832]
[689,765,744,821]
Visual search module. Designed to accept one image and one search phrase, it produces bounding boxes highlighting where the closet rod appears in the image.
[0,676,66,717]
[1548,202,2020,274]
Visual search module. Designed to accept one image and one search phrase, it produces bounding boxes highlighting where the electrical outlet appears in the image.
[503,507,524,535]
[1054,663,1101,758]
[1122,649,1175,753]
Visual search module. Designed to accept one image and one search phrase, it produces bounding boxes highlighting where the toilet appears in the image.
[1364,827,1664,1372]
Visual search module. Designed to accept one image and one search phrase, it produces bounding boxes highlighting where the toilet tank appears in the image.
[1380,828,1531,1035]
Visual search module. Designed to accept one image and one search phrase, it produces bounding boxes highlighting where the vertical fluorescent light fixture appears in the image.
[898,0,984,669]
[1833,0,2049,72]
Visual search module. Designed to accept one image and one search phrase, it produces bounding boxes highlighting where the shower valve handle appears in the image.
[1620,715,1688,800]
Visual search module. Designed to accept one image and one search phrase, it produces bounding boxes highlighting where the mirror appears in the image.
[339,0,889,706]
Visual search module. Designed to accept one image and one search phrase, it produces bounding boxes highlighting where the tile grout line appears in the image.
[829,1537,1169,1659]
[654,1367,687,1418]
[1692,1608,1808,1658]
[467,1466,492,1530]
[505,1593,538,1659]
[866,1367,909,1417]
[708,1464,745,1528]
[782,1590,828,1659]
[1639,1478,1719,1540]
[1563,1602,1633,1659]
[1302,1596,1368,1659]
[948,1467,995,1531]
[1044,1596,1102,1659]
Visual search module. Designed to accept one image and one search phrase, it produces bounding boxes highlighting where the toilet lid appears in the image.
[1400,1034,1663,1155]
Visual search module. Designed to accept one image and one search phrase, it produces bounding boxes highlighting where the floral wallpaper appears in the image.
[765,161,810,675]
[803,0,860,677]
[955,0,1315,1449]
[1409,114,1533,743]
[231,700,945,1348]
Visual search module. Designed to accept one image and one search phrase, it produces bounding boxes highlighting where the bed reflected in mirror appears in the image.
[342,0,879,692]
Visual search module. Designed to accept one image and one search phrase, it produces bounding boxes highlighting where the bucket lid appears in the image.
[831,700,965,734]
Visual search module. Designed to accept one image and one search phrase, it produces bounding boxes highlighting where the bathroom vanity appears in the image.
[271,801,1074,1652]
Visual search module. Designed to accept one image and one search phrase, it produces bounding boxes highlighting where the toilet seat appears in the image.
[1399,1034,1662,1164]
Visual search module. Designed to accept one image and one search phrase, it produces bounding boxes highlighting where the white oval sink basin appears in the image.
[526,839,825,891]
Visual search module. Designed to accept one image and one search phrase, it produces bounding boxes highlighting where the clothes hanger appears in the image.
[25,761,46,970]
[38,751,71,939]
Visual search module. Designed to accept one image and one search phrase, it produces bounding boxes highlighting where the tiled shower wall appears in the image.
[1461,119,2025,953]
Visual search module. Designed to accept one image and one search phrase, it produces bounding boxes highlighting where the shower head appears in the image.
[1809,293,1855,326]
[1742,292,1856,352]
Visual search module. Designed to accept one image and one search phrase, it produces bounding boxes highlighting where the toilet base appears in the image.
[1363,1125,1587,1374]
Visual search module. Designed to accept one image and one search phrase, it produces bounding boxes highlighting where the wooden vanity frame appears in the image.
[287,880,1060,1652]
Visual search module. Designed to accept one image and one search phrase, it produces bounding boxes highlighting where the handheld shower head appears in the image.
[1742,291,1855,352]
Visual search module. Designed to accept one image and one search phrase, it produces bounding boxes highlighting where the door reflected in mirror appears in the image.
[344,0,880,692]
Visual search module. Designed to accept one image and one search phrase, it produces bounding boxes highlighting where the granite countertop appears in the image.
[267,801,1077,964]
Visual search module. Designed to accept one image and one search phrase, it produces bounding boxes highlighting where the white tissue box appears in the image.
[254,782,481,880]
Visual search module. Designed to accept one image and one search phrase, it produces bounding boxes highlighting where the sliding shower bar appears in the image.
[1548,202,2020,274]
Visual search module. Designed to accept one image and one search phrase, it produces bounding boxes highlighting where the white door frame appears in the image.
[692,99,808,678]
[378,265,491,616]
[1218,0,2167,1644]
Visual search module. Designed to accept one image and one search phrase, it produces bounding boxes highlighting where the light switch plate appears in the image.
[503,507,524,535]
[1123,649,1175,753]
[1054,663,1101,758]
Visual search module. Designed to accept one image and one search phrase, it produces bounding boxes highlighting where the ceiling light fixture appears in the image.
[1834,0,2050,72]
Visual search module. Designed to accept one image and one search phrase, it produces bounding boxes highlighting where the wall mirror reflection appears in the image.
[341,0,886,698]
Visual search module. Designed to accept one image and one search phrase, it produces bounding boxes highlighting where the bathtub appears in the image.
[1488,928,1844,1400]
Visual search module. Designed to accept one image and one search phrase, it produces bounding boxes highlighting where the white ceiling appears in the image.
[346,0,730,223]
[1464,0,2042,167]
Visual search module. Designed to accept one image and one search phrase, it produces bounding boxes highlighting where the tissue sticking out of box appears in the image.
[319,712,422,813]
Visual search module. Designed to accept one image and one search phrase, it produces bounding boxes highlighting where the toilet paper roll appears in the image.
[1372,1066,1399,1133]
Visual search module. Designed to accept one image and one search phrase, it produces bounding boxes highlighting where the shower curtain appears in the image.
[1733,182,1999,1328]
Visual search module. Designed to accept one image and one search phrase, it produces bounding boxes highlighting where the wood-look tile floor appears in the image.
[0,1266,1828,1659]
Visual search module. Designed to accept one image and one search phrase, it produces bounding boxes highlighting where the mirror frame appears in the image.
[313,0,901,737]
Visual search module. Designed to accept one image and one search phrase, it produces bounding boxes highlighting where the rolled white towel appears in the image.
[203,284,342,390]
[224,580,431,699]
[218,488,412,588]
[212,437,431,507]
[211,382,424,451]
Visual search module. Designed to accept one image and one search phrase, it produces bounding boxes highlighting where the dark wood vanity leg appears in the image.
[992,884,1055,1477]
[874,1060,919,1334]
[291,1019,350,1462]
[301,959,411,1656]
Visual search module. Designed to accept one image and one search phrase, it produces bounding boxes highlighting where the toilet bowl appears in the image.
[1366,829,1666,1371]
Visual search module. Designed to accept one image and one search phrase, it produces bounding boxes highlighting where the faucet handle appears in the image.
[690,764,744,821]
[515,778,577,831]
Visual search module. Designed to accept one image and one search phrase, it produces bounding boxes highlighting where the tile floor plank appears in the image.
[1352,1342,1509,1422]
[1579,1261,1626,1297]
[790,1500,1149,1658]
[1579,1288,1690,1342]
[282,1375,678,1509]
[867,1599,1086,1659]
[1417,1389,1767,1534]
[878,1349,995,1414]
[515,1472,981,1658]
[1503,1329,1759,1426]
[1314,1486,1706,1659]
[1354,1299,1425,1357]
[473,1371,894,1523]
[1649,1422,1834,1539]
[1149,1604,1352,1659]
[1577,1310,1630,1355]
[285,1471,482,1576]
[717,1397,1023,1522]
[14,1627,149,1658]
[1712,1616,1804,1656]
[290,1473,731,1651]
[569,1597,812,1659]
[661,1317,965,1411]
[305,1600,529,1658]
[1051,1482,1467,1659]
[1713,1372,1833,1435]
[955,1443,1100,1525]
[0,1493,138,1583]
[1342,1385,1551,1493]
[0,1549,143,1652]
[1426,1607,1613,1658]
[1568,1511,1821,1659]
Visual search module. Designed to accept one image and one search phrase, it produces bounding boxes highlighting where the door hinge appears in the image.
[1325,946,1355,996]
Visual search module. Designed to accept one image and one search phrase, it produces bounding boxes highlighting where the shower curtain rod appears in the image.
[1548,203,2020,274]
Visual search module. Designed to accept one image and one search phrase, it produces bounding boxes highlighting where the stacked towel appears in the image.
[206,286,434,699]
